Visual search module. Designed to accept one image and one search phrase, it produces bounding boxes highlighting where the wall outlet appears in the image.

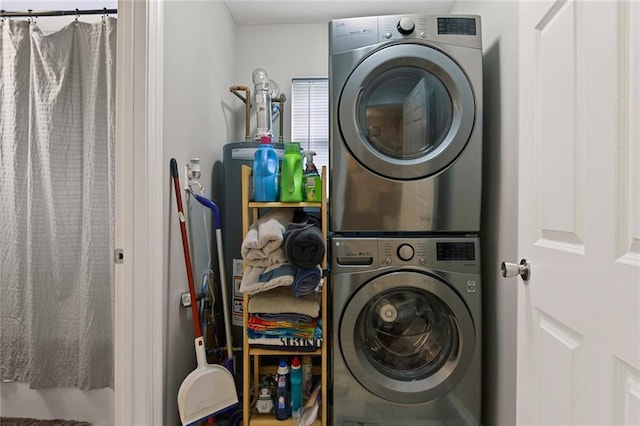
[181,292,191,307]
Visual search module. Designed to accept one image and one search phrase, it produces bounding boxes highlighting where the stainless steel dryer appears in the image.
[329,236,481,425]
[329,15,483,234]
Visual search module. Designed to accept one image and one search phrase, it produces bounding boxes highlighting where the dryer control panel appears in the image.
[329,14,482,54]
[331,237,479,273]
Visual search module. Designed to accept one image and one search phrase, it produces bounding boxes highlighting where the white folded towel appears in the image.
[241,208,295,266]
[243,247,287,268]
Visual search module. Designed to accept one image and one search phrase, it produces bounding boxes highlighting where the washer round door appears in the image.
[339,271,476,403]
[338,43,476,180]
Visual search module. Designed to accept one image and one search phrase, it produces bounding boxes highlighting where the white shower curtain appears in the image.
[0,17,116,390]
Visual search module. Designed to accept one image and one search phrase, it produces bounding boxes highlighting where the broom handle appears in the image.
[170,158,202,338]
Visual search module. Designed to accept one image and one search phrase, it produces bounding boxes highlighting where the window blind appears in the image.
[291,78,329,175]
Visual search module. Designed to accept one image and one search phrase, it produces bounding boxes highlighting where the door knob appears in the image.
[501,259,531,281]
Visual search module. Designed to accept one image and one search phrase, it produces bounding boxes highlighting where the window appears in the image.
[291,78,329,178]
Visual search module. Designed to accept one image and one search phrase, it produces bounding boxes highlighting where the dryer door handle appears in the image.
[501,259,531,282]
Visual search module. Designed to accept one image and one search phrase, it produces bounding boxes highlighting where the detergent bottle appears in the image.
[302,150,322,202]
[279,142,303,202]
[275,358,291,420]
[252,135,279,201]
[290,356,303,418]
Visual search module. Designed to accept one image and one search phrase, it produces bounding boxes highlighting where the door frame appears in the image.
[114,0,165,423]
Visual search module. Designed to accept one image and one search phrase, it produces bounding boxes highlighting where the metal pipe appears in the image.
[1,8,117,18]
[230,85,251,142]
[272,94,287,143]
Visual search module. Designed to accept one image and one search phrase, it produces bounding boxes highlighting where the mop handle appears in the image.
[190,191,234,361]
[170,158,202,338]
[215,228,234,361]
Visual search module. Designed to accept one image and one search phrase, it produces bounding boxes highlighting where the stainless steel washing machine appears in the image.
[329,15,483,234]
[329,236,481,425]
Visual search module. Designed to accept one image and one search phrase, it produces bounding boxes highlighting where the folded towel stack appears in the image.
[240,208,295,294]
[240,209,325,296]
[246,277,323,348]
[241,208,326,349]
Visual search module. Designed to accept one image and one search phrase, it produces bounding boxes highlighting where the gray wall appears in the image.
[162,1,237,424]
[233,23,328,143]
[449,2,520,426]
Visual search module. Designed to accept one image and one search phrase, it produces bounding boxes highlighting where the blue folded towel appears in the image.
[292,266,322,297]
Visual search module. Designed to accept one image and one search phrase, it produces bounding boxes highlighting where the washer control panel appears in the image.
[381,240,427,267]
[331,237,479,272]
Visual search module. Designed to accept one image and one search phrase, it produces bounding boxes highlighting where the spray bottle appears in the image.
[302,150,322,202]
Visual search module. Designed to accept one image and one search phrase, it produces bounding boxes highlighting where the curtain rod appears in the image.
[1,8,117,18]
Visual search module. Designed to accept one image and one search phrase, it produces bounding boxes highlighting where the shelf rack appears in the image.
[240,164,327,426]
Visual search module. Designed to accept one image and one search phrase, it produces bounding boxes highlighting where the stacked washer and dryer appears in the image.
[328,14,483,425]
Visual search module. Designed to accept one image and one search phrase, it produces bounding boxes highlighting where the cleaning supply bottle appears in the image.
[275,358,290,420]
[279,142,303,202]
[252,135,279,201]
[302,150,322,202]
[290,356,303,418]
[301,355,313,400]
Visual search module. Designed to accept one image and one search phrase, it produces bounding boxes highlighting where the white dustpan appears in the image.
[177,336,238,425]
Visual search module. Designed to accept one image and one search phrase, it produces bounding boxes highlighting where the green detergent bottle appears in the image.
[280,142,303,202]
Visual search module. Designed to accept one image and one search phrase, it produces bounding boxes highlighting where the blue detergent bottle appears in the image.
[253,135,279,201]
[290,356,303,418]
[275,358,290,420]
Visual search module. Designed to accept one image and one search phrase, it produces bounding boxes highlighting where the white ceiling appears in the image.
[224,0,455,25]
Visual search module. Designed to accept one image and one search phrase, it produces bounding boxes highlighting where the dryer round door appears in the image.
[338,43,476,180]
[339,271,476,404]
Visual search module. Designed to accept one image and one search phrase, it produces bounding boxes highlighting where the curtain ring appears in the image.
[102,7,107,24]
[75,8,80,25]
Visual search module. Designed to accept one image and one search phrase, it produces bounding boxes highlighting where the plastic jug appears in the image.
[280,142,303,202]
[290,356,303,417]
[252,135,279,201]
[275,358,290,420]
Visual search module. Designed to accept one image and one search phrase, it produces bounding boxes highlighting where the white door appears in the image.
[515,0,640,424]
